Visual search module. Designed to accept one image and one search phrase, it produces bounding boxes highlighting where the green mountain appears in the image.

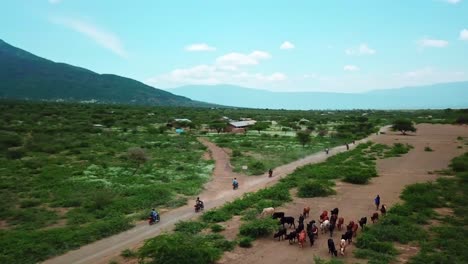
[0,39,210,107]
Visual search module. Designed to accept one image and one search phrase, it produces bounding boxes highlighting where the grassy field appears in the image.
[0,100,464,263]
[354,152,468,264]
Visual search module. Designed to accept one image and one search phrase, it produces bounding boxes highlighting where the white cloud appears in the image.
[216,51,271,66]
[460,29,468,40]
[51,18,127,58]
[185,43,216,52]
[345,43,376,56]
[444,0,461,4]
[280,41,295,50]
[418,38,449,48]
[344,65,360,72]
[48,0,62,3]
[146,64,286,88]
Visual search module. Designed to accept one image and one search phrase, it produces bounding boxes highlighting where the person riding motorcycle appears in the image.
[195,197,204,212]
[232,178,239,190]
[149,208,160,223]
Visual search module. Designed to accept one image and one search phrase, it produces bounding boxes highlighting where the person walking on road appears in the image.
[374,195,380,210]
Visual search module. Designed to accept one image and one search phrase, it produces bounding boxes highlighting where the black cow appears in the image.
[285,231,297,244]
[371,212,379,223]
[331,208,339,216]
[298,214,305,225]
[272,212,285,219]
[307,230,315,246]
[273,227,287,241]
[281,216,296,229]
[329,221,336,237]
[328,238,338,256]
[359,217,367,230]
[296,222,304,233]
[342,230,353,244]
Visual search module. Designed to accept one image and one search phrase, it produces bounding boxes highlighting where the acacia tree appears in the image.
[209,121,227,134]
[251,122,270,134]
[296,130,311,147]
[391,119,416,135]
[127,147,150,176]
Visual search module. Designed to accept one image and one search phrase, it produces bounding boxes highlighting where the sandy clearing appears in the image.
[218,124,468,264]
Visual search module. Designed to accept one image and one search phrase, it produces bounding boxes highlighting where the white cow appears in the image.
[260,207,275,217]
[340,239,346,255]
[320,219,330,234]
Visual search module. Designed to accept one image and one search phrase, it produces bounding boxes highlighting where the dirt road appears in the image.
[44,131,383,264]
[218,124,468,264]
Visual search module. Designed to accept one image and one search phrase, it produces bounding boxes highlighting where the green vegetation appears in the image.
[297,180,336,197]
[354,152,468,264]
[238,236,254,248]
[391,119,417,135]
[239,218,278,238]
[424,146,433,152]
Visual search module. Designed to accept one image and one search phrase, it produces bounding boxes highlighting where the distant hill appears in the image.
[0,39,211,107]
[169,83,468,110]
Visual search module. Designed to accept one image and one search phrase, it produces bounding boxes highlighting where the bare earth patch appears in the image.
[217,124,468,264]
[0,220,10,230]
[395,243,420,263]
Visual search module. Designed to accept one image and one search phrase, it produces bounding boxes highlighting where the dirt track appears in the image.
[44,129,382,264]
[218,124,468,264]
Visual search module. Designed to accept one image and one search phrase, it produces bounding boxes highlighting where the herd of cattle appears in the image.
[260,206,382,257]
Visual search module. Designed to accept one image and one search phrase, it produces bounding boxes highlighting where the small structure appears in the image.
[226,120,257,133]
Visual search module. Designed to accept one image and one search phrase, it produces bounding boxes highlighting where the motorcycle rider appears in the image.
[195,197,204,211]
[150,208,159,223]
[232,177,239,189]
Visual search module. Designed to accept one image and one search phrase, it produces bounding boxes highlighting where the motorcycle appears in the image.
[148,214,160,225]
[194,203,204,213]
[233,181,239,190]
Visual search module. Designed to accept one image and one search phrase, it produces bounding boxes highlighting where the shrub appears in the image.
[202,209,232,223]
[121,249,137,258]
[211,224,225,233]
[0,131,22,149]
[138,233,223,264]
[450,153,468,172]
[238,236,253,248]
[239,218,278,238]
[343,173,372,184]
[232,150,242,157]
[174,221,208,234]
[249,161,266,175]
[6,147,26,159]
[297,180,336,198]
[424,146,433,152]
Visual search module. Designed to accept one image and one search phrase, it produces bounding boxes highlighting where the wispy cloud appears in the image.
[146,50,283,88]
[51,17,128,58]
[280,41,295,50]
[344,65,360,72]
[460,29,468,40]
[48,0,62,4]
[185,43,216,52]
[216,51,271,66]
[345,43,376,56]
[418,38,449,48]
[444,0,461,4]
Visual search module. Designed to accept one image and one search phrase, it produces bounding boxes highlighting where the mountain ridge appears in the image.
[0,39,212,107]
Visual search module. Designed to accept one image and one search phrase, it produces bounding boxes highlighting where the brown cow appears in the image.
[303,206,310,218]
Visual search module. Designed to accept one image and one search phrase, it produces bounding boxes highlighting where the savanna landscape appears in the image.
[1,1,468,264]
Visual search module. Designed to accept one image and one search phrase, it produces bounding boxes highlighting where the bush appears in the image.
[249,161,266,175]
[238,236,253,248]
[211,224,225,233]
[6,147,26,159]
[202,209,232,223]
[239,218,278,238]
[0,131,22,149]
[450,153,468,172]
[174,221,208,234]
[424,146,433,152]
[343,173,372,184]
[138,233,223,264]
[121,249,137,258]
[297,180,336,198]
[232,150,242,157]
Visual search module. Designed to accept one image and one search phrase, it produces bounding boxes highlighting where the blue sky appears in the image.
[1,0,468,92]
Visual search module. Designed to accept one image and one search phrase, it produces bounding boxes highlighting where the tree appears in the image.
[127,147,150,175]
[209,121,227,134]
[391,119,416,135]
[296,130,311,147]
[251,122,270,134]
